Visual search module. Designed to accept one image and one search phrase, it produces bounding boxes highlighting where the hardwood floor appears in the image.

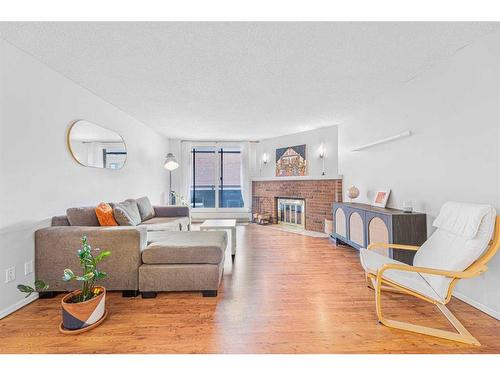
[1,224,500,354]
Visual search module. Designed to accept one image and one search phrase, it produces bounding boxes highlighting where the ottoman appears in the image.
[139,231,227,298]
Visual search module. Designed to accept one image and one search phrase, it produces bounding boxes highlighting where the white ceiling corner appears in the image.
[0,22,498,140]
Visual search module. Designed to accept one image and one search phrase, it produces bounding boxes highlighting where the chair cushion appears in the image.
[142,231,227,265]
[66,207,100,226]
[414,205,496,299]
[139,217,189,231]
[433,201,492,239]
[114,200,142,226]
[360,249,442,302]
[136,196,155,221]
[95,202,118,226]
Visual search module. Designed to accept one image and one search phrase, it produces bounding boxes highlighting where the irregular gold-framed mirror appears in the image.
[68,120,127,169]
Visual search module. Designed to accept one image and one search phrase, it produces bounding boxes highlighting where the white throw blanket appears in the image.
[433,201,493,239]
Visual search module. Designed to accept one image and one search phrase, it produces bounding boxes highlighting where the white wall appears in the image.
[253,125,339,178]
[0,39,169,318]
[339,31,500,318]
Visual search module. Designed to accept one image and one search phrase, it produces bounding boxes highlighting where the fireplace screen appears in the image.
[277,198,305,228]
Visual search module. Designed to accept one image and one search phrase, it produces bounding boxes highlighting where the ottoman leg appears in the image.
[39,291,58,299]
[202,290,218,297]
[141,291,158,299]
[122,290,140,297]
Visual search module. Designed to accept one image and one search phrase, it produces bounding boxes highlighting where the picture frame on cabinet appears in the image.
[372,189,391,208]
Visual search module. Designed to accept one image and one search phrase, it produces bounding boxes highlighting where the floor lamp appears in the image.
[164,153,179,205]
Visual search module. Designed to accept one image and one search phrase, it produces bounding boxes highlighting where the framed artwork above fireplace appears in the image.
[275,144,307,177]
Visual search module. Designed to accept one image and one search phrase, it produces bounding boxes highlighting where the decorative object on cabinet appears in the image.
[275,144,307,177]
[403,200,413,213]
[331,202,426,264]
[347,185,360,201]
[372,188,391,208]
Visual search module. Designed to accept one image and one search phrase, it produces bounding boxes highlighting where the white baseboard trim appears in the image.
[0,293,39,320]
[453,291,500,320]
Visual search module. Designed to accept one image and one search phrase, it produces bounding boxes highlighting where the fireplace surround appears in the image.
[252,178,342,232]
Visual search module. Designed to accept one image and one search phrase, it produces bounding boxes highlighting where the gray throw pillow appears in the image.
[66,207,100,226]
[136,196,155,221]
[113,200,142,226]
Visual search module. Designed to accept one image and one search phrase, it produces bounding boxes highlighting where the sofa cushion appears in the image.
[154,205,190,218]
[142,231,227,265]
[51,215,70,226]
[136,196,155,221]
[139,216,189,231]
[95,202,119,226]
[114,200,142,226]
[66,207,100,226]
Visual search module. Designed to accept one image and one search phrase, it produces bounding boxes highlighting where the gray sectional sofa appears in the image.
[35,197,227,298]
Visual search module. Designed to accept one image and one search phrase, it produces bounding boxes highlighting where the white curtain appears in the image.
[180,141,193,206]
[240,141,251,209]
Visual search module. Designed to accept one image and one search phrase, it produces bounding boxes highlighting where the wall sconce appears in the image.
[318,143,326,176]
[318,143,325,159]
[262,153,269,165]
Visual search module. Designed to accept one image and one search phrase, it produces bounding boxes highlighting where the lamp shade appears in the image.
[164,153,179,171]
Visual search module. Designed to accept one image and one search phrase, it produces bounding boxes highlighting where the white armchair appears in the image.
[360,202,499,346]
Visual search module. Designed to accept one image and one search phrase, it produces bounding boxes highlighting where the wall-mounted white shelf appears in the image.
[252,175,343,182]
[352,130,412,152]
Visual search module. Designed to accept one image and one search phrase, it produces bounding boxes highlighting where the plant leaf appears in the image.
[34,280,48,290]
[76,272,95,281]
[62,269,75,281]
[94,270,108,279]
[94,251,111,263]
[17,284,34,293]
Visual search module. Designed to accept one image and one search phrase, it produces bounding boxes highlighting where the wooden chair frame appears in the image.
[365,216,500,346]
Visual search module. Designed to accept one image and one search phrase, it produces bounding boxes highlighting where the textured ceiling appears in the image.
[1,22,499,140]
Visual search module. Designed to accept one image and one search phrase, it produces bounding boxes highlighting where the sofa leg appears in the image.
[202,290,218,297]
[141,291,157,299]
[231,254,235,262]
[122,290,140,298]
[39,291,58,299]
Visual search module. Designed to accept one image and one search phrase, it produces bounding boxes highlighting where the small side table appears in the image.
[200,219,237,261]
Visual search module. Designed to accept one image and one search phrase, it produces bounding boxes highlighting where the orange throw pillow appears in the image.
[95,202,118,226]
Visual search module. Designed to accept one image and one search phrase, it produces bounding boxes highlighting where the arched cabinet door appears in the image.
[368,216,390,256]
[334,207,347,238]
[348,211,365,248]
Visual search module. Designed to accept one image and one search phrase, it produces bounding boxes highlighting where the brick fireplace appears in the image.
[252,178,343,232]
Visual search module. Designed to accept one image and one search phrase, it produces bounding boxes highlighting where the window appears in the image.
[190,146,243,209]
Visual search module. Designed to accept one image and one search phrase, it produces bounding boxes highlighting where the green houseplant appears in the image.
[18,235,111,333]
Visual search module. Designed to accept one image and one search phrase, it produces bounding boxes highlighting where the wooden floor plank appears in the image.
[1,224,499,353]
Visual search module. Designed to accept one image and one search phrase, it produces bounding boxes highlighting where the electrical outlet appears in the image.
[24,260,34,275]
[5,267,15,283]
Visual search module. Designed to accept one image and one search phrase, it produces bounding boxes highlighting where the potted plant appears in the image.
[18,235,110,333]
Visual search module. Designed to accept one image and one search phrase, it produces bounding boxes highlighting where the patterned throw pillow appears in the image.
[95,202,118,226]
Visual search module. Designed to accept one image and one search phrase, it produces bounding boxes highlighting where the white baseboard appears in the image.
[453,291,500,320]
[0,293,39,320]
